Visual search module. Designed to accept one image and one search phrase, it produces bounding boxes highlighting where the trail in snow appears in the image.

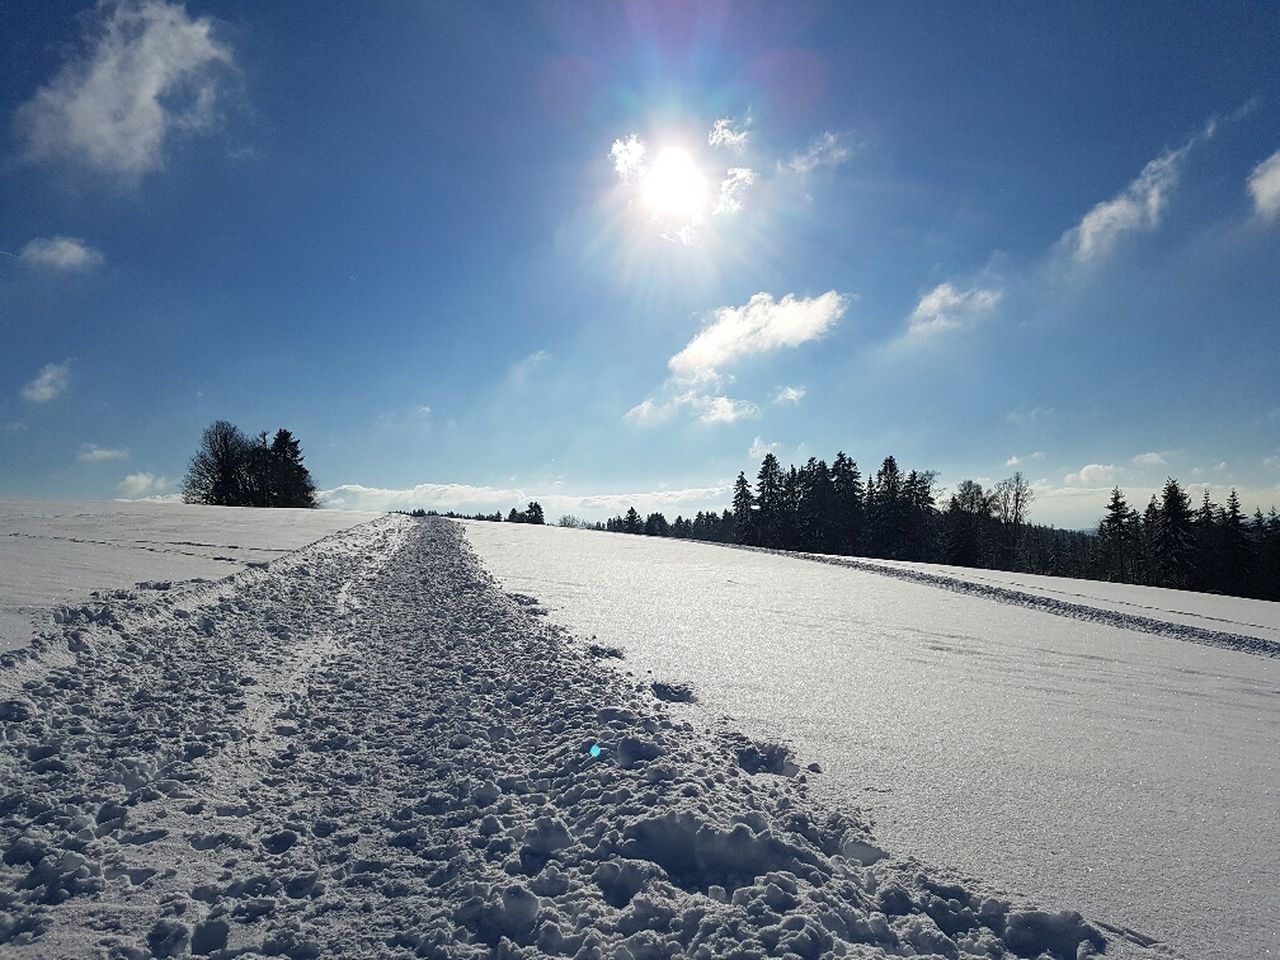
[0,517,1134,959]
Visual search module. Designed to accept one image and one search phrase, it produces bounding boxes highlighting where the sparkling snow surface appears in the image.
[0,499,378,652]
[462,521,1280,960]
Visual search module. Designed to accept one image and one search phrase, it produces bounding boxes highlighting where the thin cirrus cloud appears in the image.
[19,236,104,271]
[624,392,759,428]
[773,385,805,405]
[21,362,71,403]
[905,283,1002,340]
[1247,150,1280,221]
[1006,451,1045,467]
[784,131,852,176]
[1132,451,1168,467]
[78,443,129,462]
[16,0,234,177]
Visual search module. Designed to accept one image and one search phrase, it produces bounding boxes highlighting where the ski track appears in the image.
[745,548,1280,659]
[0,517,1143,959]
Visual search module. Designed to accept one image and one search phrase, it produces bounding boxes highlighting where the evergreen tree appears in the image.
[1219,489,1249,590]
[755,453,785,547]
[269,429,317,508]
[869,456,906,558]
[732,472,755,544]
[830,452,864,555]
[525,501,545,525]
[797,458,834,552]
[622,506,643,534]
[1098,487,1134,582]
[643,512,670,537]
[1155,478,1196,588]
[944,480,992,567]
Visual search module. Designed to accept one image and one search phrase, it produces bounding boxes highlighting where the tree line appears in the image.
[576,452,1278,601]
[182,420,317,508]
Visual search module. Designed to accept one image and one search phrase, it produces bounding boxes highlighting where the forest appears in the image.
[570,453,1279,602]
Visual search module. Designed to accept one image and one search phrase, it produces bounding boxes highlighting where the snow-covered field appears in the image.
[0,511,1132,959]
[462,521,1280,960]
[0,500,379,653]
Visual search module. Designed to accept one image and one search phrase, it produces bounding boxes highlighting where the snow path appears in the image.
[0,517,1137,959]
[460,521,1280,960]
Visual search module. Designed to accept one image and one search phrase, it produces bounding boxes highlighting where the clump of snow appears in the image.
[0,516,1124,958]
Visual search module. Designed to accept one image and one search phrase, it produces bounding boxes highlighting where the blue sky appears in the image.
[2,1,1278,527]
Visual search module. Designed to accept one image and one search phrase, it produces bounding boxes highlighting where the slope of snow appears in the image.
[0,516,1132,959]
[461,521,1280,960]
[0,499,379,653]
[837,557,1280,647]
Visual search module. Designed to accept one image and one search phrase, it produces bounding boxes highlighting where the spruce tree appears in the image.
[755,453,785,548]
[1156,479,1196,588]
[830,452,865,555]
[1098,487,1133,582]
[732,472,755,544]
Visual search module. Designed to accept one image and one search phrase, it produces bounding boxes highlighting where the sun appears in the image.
[641,147,710,221]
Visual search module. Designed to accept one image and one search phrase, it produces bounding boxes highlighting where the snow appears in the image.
[461,520,1280,960]
[0,514,1149,958]
[0,499,379,653]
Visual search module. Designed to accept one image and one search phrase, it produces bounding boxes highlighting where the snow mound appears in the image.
[0,516,1124,958]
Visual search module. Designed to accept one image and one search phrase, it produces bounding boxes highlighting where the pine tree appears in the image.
[755,453,785,548]
[622,506,643,534]
[869,456,905,558]
[269,429,317,508]
[1219,489,1249,591]
[732,472,755,544]
[1155,478,1196,589]
[830,452,865,555]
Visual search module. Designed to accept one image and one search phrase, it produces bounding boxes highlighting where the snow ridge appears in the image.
[1,516,1127,958]
[748,548,1280,659]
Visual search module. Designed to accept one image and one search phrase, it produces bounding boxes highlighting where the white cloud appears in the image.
[906,283,1002,339]
[610,134,647,183]
[748,436,779,459]
[1248,150,1280,221]
[78,443,128,462]
[1058,119,1222,265]
[508,350,550,384]
[695,395,759,425]
[715,167,758,215]
[117,472,172,497]
[623,397,673,428]
[668,291,848,382]
[17,0,233,176]
[21,362,71,403]
[1006,451,1045,467]
[708,118,749,153]
[624,392,759,428]
[20,236,104,271]
[317,481,731,519]
[1132,451,1167,467]
[1064,463,1116,486]
[785,132,852,175]
[773,385,806,405]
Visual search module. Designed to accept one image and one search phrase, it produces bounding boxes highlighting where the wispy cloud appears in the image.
[708,117,749,154]
[785,132,852,175]
[625,391,759,428]
[508,350,550,385]
[22,362,71,403]
[1006,406,1053,425]
[1064,463,1117,486]
[1132,451,1168,467]
[117,472,173,497]
[17,0,234,177]
[1247,150,1280,221]
[669,291,848,383]
[715,167,757,215]
[1057,119,1222,265]
[78,443,128,462]
[20,236,104,271]
[1006,451,1045,467]
[906,283,1002,339]
[749,436,780,459]
[773,385,806,405]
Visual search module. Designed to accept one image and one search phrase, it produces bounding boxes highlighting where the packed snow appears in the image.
[0,500,378,653]
[0,513,1149,959]
[462,520,1280,960]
